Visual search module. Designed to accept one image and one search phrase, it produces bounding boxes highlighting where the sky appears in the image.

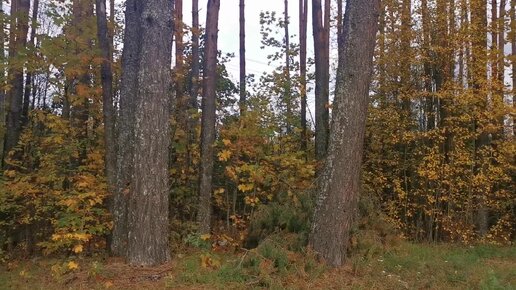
[181,0,315,80]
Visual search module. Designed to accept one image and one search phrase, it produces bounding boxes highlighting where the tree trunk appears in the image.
[21,0,39,126]
[312,0,330,161]
[198,0,220,235]
[112,0,143,257]
[284,0,292,133]
[190,0,199,110]
[299,0,308,151]
[310,0,379,267]
[0,1,7,166]
[498,0,507,138]
[127,0,174,266]
[96,0,117,197]
[510,0,516,138]
[239,0,246,115]
[5,0,30,155]
[175,0,184,111]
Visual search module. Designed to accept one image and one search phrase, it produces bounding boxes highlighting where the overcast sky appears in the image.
[182,0,315,80]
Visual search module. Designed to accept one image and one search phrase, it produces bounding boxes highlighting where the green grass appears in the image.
[0,242,514,289]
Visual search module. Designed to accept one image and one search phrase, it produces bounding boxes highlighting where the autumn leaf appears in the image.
[67,261,79,271]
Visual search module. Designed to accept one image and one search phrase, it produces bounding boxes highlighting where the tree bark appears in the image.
[96,0,117,197]
[310,0,379,267]
[5,0,30,155]
[112,0,143,257]
[21,0,39,126]
[284,0,292,133]
[198,0,220,235]
[299,0,308,151]
[312,0,330,161]
[512,0,516,135]
[190,0,199,111]
[174,0,184,111]
[0,1,7,166]
[127,0,174,266]
[239,0,246,115]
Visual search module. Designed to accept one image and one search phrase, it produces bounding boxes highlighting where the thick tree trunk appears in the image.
[5,0,30,155]
[127,0,174,266]
[299,0,308,151]
[310,0,379,267]
[239,0,246,115]
[198,0,220,235]
[21,0,39,126]
[312,0,330,161]
[112,0,143,257]
[96,0,117,195]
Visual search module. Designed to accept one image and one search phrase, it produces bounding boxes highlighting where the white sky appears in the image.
[182,0,316,80]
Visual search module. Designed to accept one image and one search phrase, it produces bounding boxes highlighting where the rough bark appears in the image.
[5,0,30,155]
[239,0,246,115]
[127,0,174,266]
[312,0,330,161]
[299,0,308,151]
[96,0,116,195]
[112,0,143,257]
[310,0,379,267]
[174,0,184,110]
[198,0,220,235]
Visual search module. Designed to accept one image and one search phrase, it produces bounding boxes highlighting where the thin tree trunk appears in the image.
[498,0,507,138]
[127,0,174,266]
[175,0,184,110]
[0,1,7,166]
[299,0,308,151]
[510,0,516,137]
[239,0,246,115]
[96,0,116,196]
[312,0,330,161]
[284,0,292,133]
[190,0,199,110]
[5,0,30,155]
[198,0,220,235]
[112,0,143,257]
[310,0,380,267]
[21,0,39,126]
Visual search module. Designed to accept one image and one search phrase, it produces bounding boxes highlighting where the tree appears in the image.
[126,0,174,266]
[96,0,116,195]
[284,0,292,134]
[198,0,221,234]
[191,0,200,110]
[21,0,39,126]
[0,1,7,166]
[112,0,142,257]
[4,0,30,157]
[239,0,246,115]
[310,0,379,267]
[312,0,330,161]
[299,0,308,151]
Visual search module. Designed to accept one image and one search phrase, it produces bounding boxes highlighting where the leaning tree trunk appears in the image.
[198,0,220,235]
[96,0,116,196]
[310,0,380,267]
[112,0,143,257]
[127,0,174,266]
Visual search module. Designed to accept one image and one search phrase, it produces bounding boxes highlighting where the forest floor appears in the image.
[0,241,515,290]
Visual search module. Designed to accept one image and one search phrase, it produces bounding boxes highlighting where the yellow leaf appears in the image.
[238,183,254,192]
[200,234,211,241]
[222,139,232,146]
[217,150,232,161]
[67,261,79,271]
[73,244,83,253]
[104,281,114,288]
